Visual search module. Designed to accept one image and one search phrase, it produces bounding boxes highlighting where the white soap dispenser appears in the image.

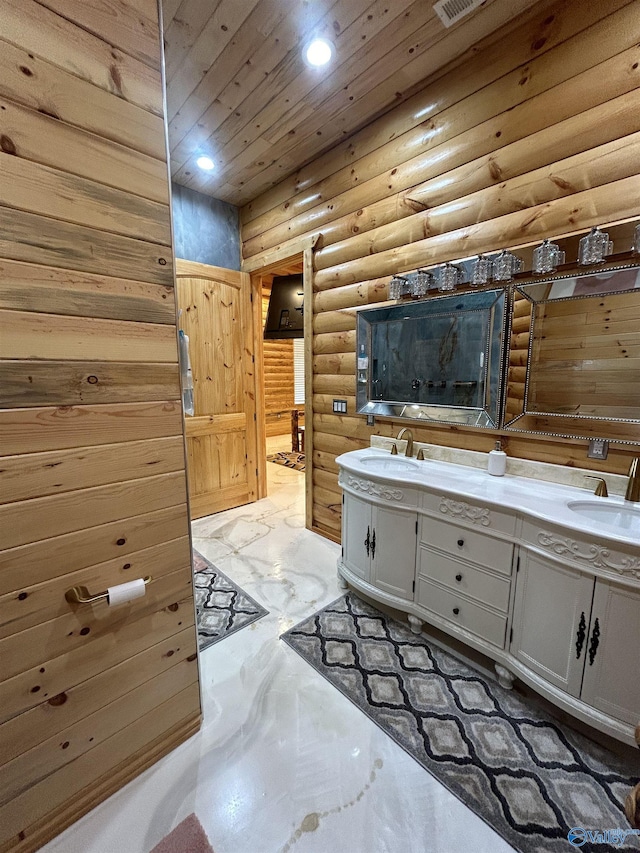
[487,440,507,477]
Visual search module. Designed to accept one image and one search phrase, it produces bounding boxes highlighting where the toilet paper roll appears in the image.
[107,578,147,606]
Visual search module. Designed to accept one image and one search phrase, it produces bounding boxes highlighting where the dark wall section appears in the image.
[171,183,241,270]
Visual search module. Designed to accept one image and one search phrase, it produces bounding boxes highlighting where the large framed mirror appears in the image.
[504,265,640,443]
[356,289,507,428]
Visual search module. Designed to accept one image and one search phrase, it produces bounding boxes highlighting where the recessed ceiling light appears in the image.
[304,38,333,67]
[196,155,215,171]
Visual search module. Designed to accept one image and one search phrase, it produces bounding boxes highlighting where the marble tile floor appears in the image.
[41,459,516,853]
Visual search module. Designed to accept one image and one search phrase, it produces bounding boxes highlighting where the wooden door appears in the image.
[580,579,640,726]
[510,551,594,697]
[175,260,259,518]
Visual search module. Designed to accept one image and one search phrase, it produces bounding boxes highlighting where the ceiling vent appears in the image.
[433,0,486,28]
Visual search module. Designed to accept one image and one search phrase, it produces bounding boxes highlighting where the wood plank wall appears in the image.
[0,2,200,850]
[262,278,295,436]
[240,0,640,541]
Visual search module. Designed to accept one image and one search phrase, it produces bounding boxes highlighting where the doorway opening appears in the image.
[251,255,306,498]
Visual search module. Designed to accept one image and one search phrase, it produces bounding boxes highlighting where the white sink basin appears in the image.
[567,500,640,536]
[359,454,420,473]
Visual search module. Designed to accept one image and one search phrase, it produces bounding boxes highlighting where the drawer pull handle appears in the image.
[455,573,463,582]
[452,607,460,615]
[66,576,152,605]
[588,618,600,666]
[457,538,464,547]
[575,611,586,659]
[364,526,370,557]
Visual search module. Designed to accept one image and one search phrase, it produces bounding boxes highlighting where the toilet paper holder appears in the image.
[65,576,152,605]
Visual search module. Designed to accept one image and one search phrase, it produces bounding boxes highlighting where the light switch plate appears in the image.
[333,399,347,414]
[366,414,375,426]
[587,439,609,460]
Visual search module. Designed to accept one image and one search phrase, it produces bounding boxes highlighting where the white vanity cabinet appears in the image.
[336,448,640,745]
[510,550,596,696]
[340,480,418,600]
[512,549,640,726]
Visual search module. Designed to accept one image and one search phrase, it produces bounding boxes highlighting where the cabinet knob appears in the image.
[457,538,464,547]
[455,573,463,582]
[452,607,460,615]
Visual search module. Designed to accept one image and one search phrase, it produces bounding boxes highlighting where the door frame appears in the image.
[243,237,317,525]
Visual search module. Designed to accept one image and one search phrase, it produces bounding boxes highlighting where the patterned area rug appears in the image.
[193,551,268,652]
[267,451,305,471]
[281,593,639,853]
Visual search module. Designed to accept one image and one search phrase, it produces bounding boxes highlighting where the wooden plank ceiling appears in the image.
[163,0,543,207]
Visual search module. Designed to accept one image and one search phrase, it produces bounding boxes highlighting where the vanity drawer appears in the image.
[418,547,511,613]
[419,515,514,575]
[417,578,508,648]
[421,491,516,536]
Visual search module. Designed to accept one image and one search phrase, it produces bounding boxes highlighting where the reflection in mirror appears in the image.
[357,289,506,428]
[505,265,640,443]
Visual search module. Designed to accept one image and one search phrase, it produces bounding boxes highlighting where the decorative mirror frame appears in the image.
[503,262,640,445]
[356,288,508,429]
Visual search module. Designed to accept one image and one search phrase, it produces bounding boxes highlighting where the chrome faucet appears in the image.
[396,427,414,458]
[625,457,640,502]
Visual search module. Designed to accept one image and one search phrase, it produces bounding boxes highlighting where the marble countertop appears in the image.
[336,447,640,550]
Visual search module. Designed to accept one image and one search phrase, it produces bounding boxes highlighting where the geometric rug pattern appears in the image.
[193,551,268,652]
[266,450,305,471]
[281,593,640,853]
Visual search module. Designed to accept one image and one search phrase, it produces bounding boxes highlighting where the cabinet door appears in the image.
[372,505,417,600]
[580,580,640,726]
[342,493,372,580]
[511,551,594,696]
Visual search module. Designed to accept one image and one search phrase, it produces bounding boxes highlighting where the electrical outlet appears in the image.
[366,414,375,426]
[587,439,609,460]
[332,399,347,414]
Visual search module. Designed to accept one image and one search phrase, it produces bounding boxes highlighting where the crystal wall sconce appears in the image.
[412,269,435,297]
[633,223,640,255]
[470,255,492,286]
[492,250,523,282]
[389,275,410,299]
[437,263,464,292]
[532,239,565,274]
[578,227,613,265]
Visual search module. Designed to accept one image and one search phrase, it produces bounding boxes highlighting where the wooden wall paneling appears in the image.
[242,0,640,542]
[0,155,171,245]
[311,127,640,273]
[0,684,201,852]
[0,436,186,505]
[0,99,170,204]
[0,260,176,323]
[240,0,636,230]
[0,506,190,595]
[0,588,194,727]
[35,0,163,70]
[0,0,163,114]
[0,38,166,158]
[0,402,184,455]
[0,1,200,849]
[243,38,640,256]
[0,311,178,363]
[0,361,180,408]
[0,208,173,284]
[1,568,192,685]
[0,625,196,767]
[0,536,191,639]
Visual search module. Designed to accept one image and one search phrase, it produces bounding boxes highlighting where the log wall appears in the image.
[0,2,199,850]
[241,0,640,541]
